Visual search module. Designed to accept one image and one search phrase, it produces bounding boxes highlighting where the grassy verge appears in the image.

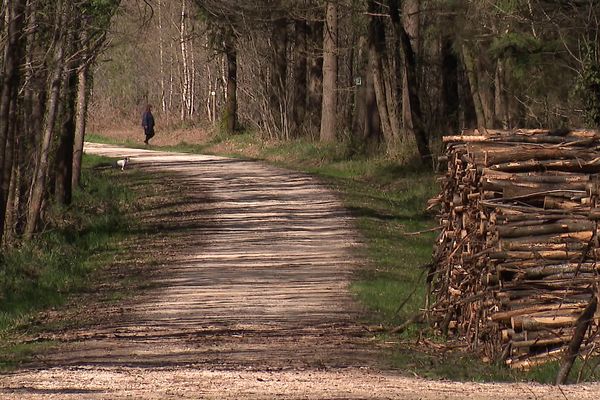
[86,132,600,383]
[0,154,141,370]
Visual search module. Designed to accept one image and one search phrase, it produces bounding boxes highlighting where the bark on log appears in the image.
[555,295,598,385]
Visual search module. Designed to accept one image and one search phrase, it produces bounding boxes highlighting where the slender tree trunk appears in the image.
[320,1,337,142]
[307,19,323,134]
[477,57,496,128]
[72,30,90,189]
[222,33,237,134]
[555,294,598,385]
[0,0,25,244]
[270,17,288,136]
[25,0,67,239]
[190,37,196,117]
[158,0,167,113]
[495,59,509,129]
[179,0,189,121]
[55,61,77,206]
[3,145,19,247]
[441,36,459,134]
[2,93,16,246]
[292,18,308,137]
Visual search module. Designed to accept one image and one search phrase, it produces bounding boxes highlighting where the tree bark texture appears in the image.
[25,0,68,239]
[368,0,393,144]
[441,37,459,135]
[222,34,237,134]
[353,36,382,150]
[54,62,77,206]
[320,1,337,142]
[0,0,26,244]
[389,0,431,163]
[72,29,90,190]
[400,0,420,141]
[307,20,323,133]
[555,294,597,385]
[270,17,288,135]
[292,18,308,137]
[461,44,487,133]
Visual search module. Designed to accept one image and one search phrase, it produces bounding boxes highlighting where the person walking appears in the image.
[142,105,155,145]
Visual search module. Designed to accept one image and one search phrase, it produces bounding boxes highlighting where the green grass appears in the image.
[0,154,142,369]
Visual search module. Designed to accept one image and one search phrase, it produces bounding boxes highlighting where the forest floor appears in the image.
[1,143,600,399]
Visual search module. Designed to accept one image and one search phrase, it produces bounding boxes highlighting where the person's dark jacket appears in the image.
[142,111,155,130]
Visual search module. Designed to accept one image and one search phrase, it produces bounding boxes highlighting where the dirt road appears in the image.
[1,144,598,399]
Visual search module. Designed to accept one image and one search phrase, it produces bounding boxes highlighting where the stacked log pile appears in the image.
[429,128,600,369]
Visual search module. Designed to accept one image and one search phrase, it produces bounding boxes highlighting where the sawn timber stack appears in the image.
[429,128,600,369]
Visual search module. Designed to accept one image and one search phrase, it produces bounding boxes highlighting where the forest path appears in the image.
[1,143,598,399]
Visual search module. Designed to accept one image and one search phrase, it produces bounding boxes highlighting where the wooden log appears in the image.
[496,288,590,302]
[483,129,599,138]
[512,336,572,349]
[490,158,600,173]
[496,221,595,239]
[475,148,600,167]
[556,295,598,385]
[502,328,574,343]
[482,169,592,183]
[543,196,583,210]
[511,313,580,331]
[443,135,489,143]
[498,293,593,309]
[499,241,587,252]
[481,201,579,214]
[507,348,565,370]
[504,278,600,291]
[483,179,589,193]
[491,303,587,323]
[489,249,600,261]
[497,213,588,223]
[494,246,594,269]
[498,263,600,280]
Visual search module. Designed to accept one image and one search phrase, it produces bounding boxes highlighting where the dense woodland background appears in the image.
[1,0,600,249]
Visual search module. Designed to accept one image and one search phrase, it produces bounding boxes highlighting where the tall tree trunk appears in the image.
[180,0,190,121]
[292,18,308,137]
[222,33,237,134]
[307,19,323,134]
[401,0,420,141]
[353,36,382,151]
[390,0,431,163]
[495,59,509,129]
[72,29,90,190]
[25,0,67,239]
[461,44,487,133]
[2,92,17,246]
[270,17,288,136]
[441,36,459,135]
[477,56,496,128]
[3,144,19,247]
[320,1,337,142]
[54,62,77,206]
[368,0,393,144]
[158,0,167,113]
[0,0,25,243]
